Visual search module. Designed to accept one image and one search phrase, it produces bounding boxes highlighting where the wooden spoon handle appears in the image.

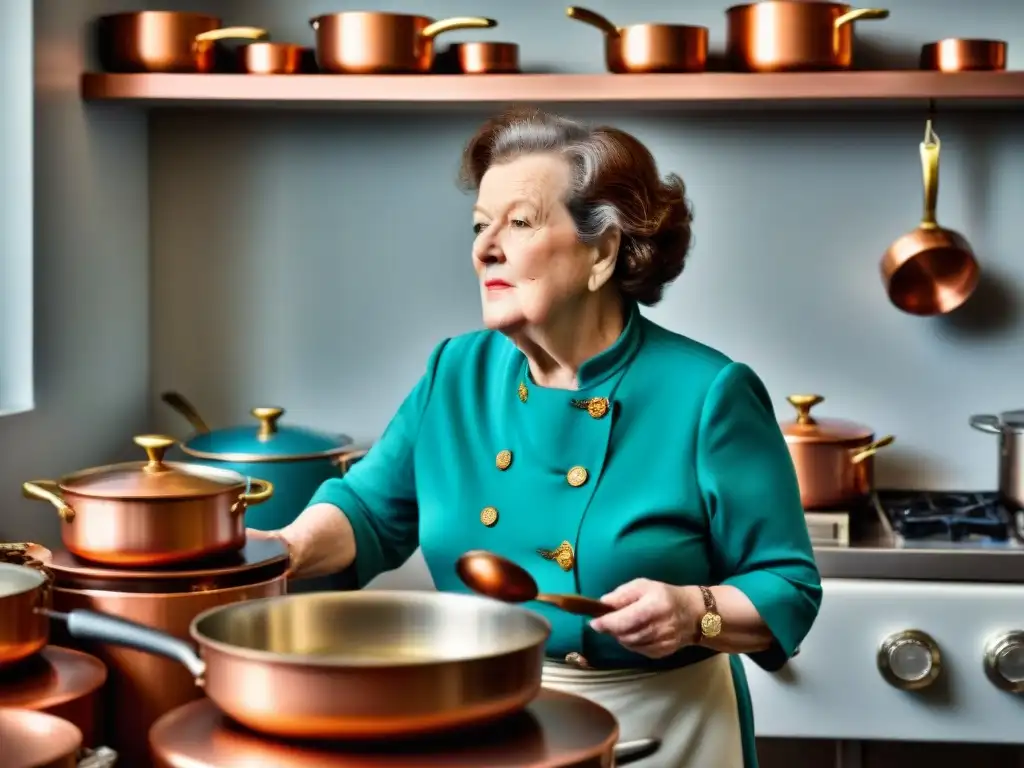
[539,593,613,617]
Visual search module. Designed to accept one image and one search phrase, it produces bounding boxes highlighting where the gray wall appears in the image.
[0,0,164,545]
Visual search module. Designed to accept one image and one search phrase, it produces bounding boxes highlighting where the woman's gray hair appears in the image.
[459,107,692,306]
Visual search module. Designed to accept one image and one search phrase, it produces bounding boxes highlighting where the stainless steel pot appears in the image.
[970,411,1024,509]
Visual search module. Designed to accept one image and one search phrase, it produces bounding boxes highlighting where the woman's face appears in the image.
[472,153,596,333]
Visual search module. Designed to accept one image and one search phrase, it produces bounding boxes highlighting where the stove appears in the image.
[149,690,627,767]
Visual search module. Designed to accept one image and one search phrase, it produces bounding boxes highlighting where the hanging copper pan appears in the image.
[48,590,549,740]
[96,12,268,73]
[0,708,82,768]
[566,6,708,74]
[726,2,889,72]
[21,435,273,566]
[920,39,1007,72]
[310,12,498,74]
[880,119,980,316]
[0,560,51,667]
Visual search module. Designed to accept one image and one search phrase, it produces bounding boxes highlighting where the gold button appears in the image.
[480,506,499,527]
[587,397,609,419]
[566,466,588,487]
[537,541,575,572]
[495,450,513,471]
[565,652,591,669]
[517,382,528,403]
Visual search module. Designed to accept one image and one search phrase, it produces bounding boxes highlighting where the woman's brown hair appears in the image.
[459,107,693,306]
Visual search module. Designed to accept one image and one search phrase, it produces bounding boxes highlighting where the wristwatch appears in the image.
[696,586,722,643]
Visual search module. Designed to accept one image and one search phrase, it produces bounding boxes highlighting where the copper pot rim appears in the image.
[54,459,252,501]
[725,1,854,12]
[922,37,1008,48]
[445,41,520,51]
[54,574,287,601]
[310,11,439,25]
[239,42,310,51]
[97,10,221,24]
[614,22,710,34]
[0,562,47,598]
[783,424,876,446]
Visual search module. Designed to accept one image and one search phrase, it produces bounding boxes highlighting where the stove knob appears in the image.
[877,630,942,691]
[984,631,1024,694]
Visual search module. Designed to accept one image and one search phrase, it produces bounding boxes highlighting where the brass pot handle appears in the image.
[919,119,940,229]
[834,8,890,29]
[787,394,825,425]
[850,435,895,464]
[161,391,211,434]
[420,17,497,40]
[566,6,620,36]
[239,478,274,506]
[194,26,269,45]
[22,480,76,524]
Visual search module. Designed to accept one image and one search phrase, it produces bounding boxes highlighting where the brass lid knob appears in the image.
[251,407,285,439]
[787,394,825,425]
[133,435,175,472]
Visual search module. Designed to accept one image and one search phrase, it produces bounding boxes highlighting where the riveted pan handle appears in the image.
[970,414,1002,434]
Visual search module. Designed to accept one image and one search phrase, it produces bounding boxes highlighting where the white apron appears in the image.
[542,654,743,768]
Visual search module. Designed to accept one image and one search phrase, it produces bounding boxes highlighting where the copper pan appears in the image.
[437,42,521,74]
[726,2,889,72]
[0,708,82,768]
[881,119,980,316]
[22,435,274,567]
[920,39,1007,72]
[47,590,549,740]
[310,13,497,74]
[0,560,51,668]
[96,12,268,73]
[238,43,317,74]
[566,6,708,74]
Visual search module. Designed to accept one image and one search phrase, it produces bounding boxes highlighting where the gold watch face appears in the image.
[701,612,723,638]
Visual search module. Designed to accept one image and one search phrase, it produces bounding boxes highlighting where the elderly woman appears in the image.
[264,108,821,768]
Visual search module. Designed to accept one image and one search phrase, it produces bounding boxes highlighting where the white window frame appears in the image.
[0,0,34,416]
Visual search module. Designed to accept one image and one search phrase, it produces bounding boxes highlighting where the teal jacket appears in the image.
[310,304,822,767]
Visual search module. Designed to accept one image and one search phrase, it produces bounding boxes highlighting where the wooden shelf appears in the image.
[80,71,1024,109]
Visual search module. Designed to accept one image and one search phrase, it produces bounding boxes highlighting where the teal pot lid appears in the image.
[181,407,353,463]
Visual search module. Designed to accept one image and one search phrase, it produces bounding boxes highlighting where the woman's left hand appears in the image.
[589,579,700,659]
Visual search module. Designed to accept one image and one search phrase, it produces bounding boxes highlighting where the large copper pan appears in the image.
[96,12,267,73]
[311,13,497,74]
[49,590,549,740]
[0,561,51,667]
[22,435,273,567]
[726,2,889,72]
[880,119,980,316]
[0,708,82,768]
[566,6,708,74]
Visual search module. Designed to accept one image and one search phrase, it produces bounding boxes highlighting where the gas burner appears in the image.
[877,490,1013,542]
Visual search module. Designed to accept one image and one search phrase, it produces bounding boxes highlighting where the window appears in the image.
[0,0,33,415]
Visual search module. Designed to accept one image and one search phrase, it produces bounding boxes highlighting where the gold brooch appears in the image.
[537,540,575,572]
[570,396,609,419]
[517,382,528,403]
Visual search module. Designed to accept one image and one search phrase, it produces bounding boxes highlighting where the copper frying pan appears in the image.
[0,560,51,668]
[47,590,549,740]
[920,39,1007,72]
[0,708,82,768]
[880,119,980,316]
[566,6,708,74]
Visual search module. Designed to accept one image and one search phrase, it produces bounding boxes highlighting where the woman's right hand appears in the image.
[245,503,357,581]
[246,528,299,577]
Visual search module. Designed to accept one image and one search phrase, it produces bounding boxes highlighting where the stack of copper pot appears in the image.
[18,435,290,767]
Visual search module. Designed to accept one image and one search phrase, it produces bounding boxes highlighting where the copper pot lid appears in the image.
[780,394,874,445]
[59,435,250,500]
[181,407,353,464]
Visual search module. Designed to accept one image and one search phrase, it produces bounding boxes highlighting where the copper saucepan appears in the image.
[310,13,498,74]
[0,708,83,768]
[49,590,550,740]
[726,2,889,72]
[22,435,274,567]
[881,119,980,316]
[920,39,1007,72]
[0,560,51,668]
[436,42,521,74]
[566,6,708,74]
[780,394,895,510]
[96,12,267,73]
[238,43,317,74]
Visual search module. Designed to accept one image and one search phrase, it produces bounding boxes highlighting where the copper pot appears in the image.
[437,42,521,74]
[96,12,268,73]
[566,6,708,74]
[310,12,497,74]
[21,435,273,567]
[238,43,316,75]
[42,539,287,767]
[920,38,1007,72]
[0,561,50,667]
[0,709,82,768]
[726,2,889,72]
[881,119,980,316]
[52,590,549,740]
[780,394,895,510]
